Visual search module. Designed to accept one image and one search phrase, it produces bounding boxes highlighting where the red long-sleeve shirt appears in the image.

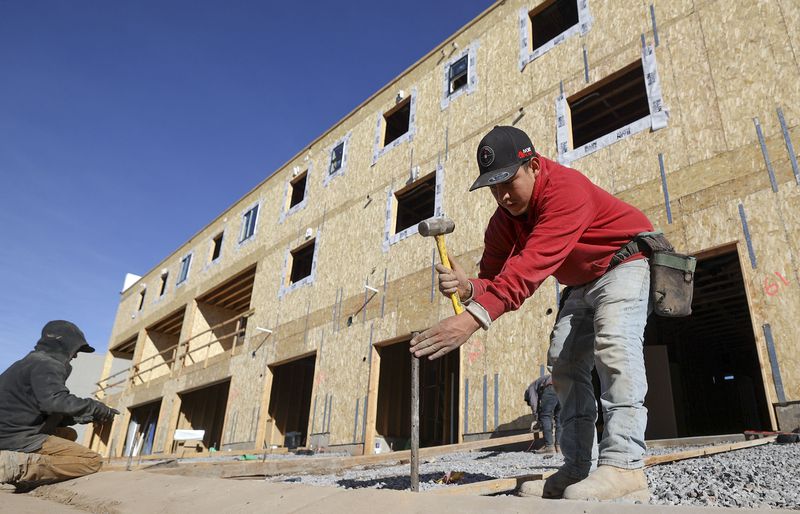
[469,156,653,321]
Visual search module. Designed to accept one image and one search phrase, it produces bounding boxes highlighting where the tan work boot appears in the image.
[518,468,585,498]
[562,465,650,502]
[534,445,556,455]
[0,451,24,485]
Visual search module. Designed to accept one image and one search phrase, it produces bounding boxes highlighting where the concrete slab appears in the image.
[1,486,84,513]
[18,471,797,514]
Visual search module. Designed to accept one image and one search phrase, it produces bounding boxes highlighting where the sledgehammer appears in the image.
[418,216,464,315]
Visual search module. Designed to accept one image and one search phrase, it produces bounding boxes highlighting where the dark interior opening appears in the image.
[290,240,315,283]
[268,354,316,448]
[211,233,223,261]
[159,272,169,296]
[530,0,579,51]
[289,171,308,208]
[395,174,436,234]
[329,143,344,175]
[643,248,771,439]
[376,340,459,449]
[125,399,162,456]
[568,61,650,148]
[176,380,230,451]
[448,55,468,95]
[384,98,411,146]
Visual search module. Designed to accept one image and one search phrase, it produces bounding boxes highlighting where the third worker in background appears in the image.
[525,372,561,455]
[410,125,653,502]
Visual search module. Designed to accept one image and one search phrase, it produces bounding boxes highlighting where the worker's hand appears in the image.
[92,401,120,422]
[436,255,471,302]
[531,420,542,432]
[409,311,480,360]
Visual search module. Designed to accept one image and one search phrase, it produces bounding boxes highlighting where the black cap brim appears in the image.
[79,343,96,353]
[469,161,521,191]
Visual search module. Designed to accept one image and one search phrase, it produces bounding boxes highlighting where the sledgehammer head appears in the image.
[418,216,455,237]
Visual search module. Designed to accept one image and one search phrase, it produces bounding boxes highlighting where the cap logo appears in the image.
[478,146,495,168]
[517,147,533,159]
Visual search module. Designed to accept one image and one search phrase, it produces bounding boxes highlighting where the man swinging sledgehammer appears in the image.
[410,125,653,502]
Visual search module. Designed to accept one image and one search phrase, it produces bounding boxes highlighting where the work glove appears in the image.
[92,401,120,423]
[436,255,471,302]
[531,420,542,432]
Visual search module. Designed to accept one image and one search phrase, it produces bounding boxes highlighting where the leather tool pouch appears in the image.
[634,232,696,317]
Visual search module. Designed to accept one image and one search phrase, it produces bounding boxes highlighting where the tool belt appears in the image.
[608,231,696,317]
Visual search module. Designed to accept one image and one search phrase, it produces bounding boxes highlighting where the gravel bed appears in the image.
[646,442,800,510]
[265,441,800,509]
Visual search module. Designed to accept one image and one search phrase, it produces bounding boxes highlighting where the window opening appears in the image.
[211,233,223,261]
[240,205,259,243]
[383,98,411,146]
[137,289,146,311]
[568,61,649,149]
[290,240,315,284]
[289,171,307,208]
[159,273,169,296]
[395,174,436,234]
[530,0,579,52]
[177,254,192,284]
[329,143,344,175]
[448,55,469,95]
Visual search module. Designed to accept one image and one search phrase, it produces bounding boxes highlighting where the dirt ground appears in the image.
[2,470,793,514]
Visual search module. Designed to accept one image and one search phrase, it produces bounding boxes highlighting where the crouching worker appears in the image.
[525,372,561,454]
[0,321,118,489]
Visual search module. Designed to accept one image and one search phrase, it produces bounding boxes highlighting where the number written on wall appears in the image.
[764,271,791,297]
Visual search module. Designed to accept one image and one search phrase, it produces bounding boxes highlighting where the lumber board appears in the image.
[426,471,555,496]
[150,432,534,479]
[644,436,775,467]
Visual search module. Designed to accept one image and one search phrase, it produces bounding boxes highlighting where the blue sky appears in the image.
[0,1,491,373]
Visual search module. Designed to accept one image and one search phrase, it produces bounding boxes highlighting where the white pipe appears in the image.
[256,327,273,334]
[364,285,379,294]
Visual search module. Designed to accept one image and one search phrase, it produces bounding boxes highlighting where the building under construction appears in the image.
[88,0,800,459]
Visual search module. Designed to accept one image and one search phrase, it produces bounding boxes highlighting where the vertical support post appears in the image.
[658,153,673,224]
[463,378,469,435]
[494,373,499,431]
[410,332,420,492]
[353,398,360,444]
[753,117,778,193]
[650,4,659,47]
[763,324,786,403]
[738,203,758,269]
[380,268,388,318]
[482,374,488,433]
[777,107,800,185]
[582,45,589,83]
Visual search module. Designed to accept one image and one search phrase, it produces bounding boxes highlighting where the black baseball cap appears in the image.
[41,320,96,353]
[470,126,535,191]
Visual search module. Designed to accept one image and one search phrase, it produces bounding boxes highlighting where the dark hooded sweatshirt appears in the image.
[0,334,100,452]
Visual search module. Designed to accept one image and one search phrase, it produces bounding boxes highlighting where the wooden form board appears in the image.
[149,432,534,479]
[426,471,555,496]
[644,436,776,467]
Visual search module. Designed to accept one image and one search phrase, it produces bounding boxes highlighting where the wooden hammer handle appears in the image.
[434,234,464,315]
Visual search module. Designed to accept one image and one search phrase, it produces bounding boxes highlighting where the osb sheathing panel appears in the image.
[778,0,800,90]
[740,187,800,402]
[698,0,800,151]
[584,0,650,61]
[660,13,728,166]
[650,0,695,21]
